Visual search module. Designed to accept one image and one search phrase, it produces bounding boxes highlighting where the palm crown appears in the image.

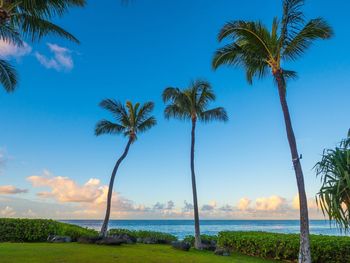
[0,0,85,43]
[0,0,86,92]
[212,0,333,85]
[162,80,228,123]
[95,99,157,141]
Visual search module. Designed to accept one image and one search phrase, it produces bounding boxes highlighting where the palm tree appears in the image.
[212,0,333,261]
[315,129,350,230]
[162,80,228,249]
[95,99,156,237]
[0,0,86,92]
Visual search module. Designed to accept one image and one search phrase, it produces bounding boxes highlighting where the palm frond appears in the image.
[162,87,181,102]
[0,24,23,46]
[13,13,79,43]
[163,80,227,124]
[99,99,128,121]
[280,0,305,47]
[212,43,244,70]
[194,80,216,109]
[214,20,275,85]
[18,0,86,18]
[218,20,274,61]
[95,120,125,136]
[200,107,228,123]
[0,59,18,93]
[96,100,156,140]
[315,131,350,230]
[137,116,157,134]
[273,69,298,89]
[136,101,155,125]
[244,54,270,85]
[125,101,137,127]
[282,18,333,61]
[164,104,189,120]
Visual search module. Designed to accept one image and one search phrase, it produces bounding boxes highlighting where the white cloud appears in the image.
[292,195,319,210]
[0,206,16,217]
[35,43,74,71]
[255,195,287,211]
[0,40,32,60]
[21,170,324,219]
[0,185,28,195]
[26,170,146,218]
[238,197,251,211]
[27,170,104,203]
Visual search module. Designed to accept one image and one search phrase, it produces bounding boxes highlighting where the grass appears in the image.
[0,243,277,263]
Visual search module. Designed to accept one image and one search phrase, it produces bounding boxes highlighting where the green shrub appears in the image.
[108,228,135,237]
[108,229,177,244]
[217,231,350,263]
[0,218,97,242]
[183,234,217,246]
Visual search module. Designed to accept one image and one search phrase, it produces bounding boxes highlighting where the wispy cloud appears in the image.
[201,200,217,211]
[0,148,7,174]
[35,43,74,71]
[0,185,28,195]
[0,40,32,60]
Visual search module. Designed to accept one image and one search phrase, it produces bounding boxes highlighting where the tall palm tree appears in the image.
[162,80,228,249]
[315,129,350,230]
[0,0,86,92]
[95,99,156,237]
[212,0,333,261]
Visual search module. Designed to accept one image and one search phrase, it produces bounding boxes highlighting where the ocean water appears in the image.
[60,220,347,239]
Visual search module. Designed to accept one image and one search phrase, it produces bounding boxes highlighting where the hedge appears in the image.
[108,229,177,244]
[0,218,97,242]
[218,231,350,263]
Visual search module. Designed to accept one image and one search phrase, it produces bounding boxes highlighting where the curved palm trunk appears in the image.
[191,118,202,249]
[275,71,311,263]
[100,138,133,237]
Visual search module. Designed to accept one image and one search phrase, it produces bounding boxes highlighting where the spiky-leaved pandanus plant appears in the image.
[315,130,350,230]
[0,0,86,92]
[212,0,333,261]
[95,99,156,237]
[162,80,228,249]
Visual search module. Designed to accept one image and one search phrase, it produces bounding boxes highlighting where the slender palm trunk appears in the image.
[191,118,202,249]
[100,138,133,237]
[275,71,311,263]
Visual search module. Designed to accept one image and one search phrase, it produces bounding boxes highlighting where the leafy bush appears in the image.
[108,228,135,237]
[108,229,177,244]
[183,234,217,246]
[218,231,350,263]
[0,218,97,242]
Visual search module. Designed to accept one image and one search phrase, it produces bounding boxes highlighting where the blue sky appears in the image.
[0,0,349,219]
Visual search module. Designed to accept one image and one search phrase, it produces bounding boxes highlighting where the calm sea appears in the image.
[60,220,347,239]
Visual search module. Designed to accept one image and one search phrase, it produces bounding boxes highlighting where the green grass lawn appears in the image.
[0,243,277,263]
